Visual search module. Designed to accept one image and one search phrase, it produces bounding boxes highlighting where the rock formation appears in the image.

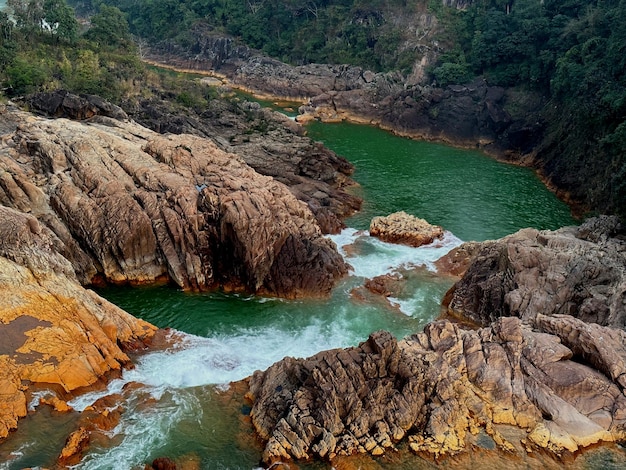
[246,316,626,466]
[0,103,348,297]
[0,205,157,439]
[30,90,362,235]
[444,215,626,327]
[145,31,537,157]
[369,211,444,247]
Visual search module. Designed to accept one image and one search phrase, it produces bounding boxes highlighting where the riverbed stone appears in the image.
[369,211,444,247]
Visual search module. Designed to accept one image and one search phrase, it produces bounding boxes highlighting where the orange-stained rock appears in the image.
[58,427,90,465]
[369,211,444,247]
[40,396,72,412]
[0,206,157,439]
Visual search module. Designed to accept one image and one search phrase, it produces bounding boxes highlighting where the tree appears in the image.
[84,4,133,49]
[43,0,78,41]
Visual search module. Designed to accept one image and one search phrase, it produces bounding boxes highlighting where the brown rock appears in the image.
[247,316,626,465]
[0,206,156,439]
[444,217,626,327]
[0,107,348,298]
[369,212,444,247]
[147,457,178,470]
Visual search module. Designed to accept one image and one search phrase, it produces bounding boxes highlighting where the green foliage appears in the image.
[84,4,133,49]
[5,57,48,95]
[81,0,418,72]
[43,0,79,41]
[432,62,471,87]
[0,0,144,100]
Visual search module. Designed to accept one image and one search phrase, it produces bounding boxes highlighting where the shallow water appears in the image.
[0,115,584,469]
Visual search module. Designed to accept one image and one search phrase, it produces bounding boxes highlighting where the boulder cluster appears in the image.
[246,216,626,467]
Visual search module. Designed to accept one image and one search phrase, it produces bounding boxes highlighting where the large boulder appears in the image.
[0,206,157,439]
[0,106,348,297]
[369,211,444,247]
[444,216,626,327]
[246,316,626,466]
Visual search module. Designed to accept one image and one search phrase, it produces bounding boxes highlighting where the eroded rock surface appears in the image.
[369,211,444,247]
[0,206,157,439]
[444,216,626,327]
[0,105,348,297]
[247,316,626,466]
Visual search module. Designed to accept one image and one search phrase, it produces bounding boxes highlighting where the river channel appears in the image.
[2,104,599,469]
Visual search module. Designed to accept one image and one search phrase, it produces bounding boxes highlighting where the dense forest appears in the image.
[0,0,624,218]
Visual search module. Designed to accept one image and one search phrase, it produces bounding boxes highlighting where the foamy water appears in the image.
[61,230,461,469]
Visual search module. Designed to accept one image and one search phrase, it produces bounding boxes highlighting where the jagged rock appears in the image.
[121,93,362,234]
[58,427,90,466]
[0,206,157,439]
[369,211,444,247]
[434,241,483,277]
[0,106,348,297]
[444,216,626,327]
[246,317,626,465]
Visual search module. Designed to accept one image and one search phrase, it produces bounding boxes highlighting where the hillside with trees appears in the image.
[1,0,624,218]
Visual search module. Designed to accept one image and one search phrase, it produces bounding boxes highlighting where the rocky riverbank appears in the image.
[145,29,624,219]
[145,33,531,157]
[244,216,626,467]
[0,93,358,445]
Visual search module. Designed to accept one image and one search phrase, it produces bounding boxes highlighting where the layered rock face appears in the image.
[0,206,157,439]
[30,90,362,235]
[247,317,626,466]
[121,96,362,234]
[0,105,348,297]
[445,215,626,327]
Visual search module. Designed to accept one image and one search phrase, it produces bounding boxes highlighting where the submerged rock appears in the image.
[369,211,444,247]
[246,317,626,466]
[444,216,626,327]
[0,105,348,298]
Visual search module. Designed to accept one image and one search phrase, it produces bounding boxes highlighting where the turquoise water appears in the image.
[306,120,575,241]
[0,118,580,469]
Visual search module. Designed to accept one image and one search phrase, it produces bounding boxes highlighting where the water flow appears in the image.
[33,229,454,470]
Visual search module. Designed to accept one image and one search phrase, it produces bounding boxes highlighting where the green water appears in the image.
[1,118,581,469]
[306,120,575,241]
